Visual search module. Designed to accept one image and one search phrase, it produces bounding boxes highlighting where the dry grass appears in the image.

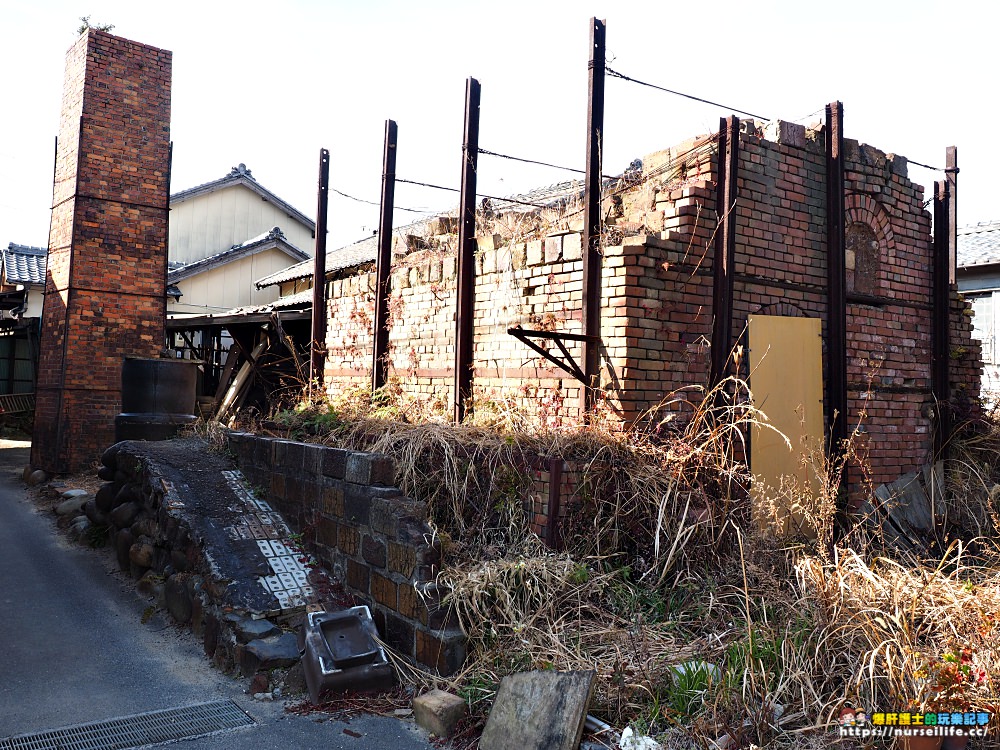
[243,386,1000,748]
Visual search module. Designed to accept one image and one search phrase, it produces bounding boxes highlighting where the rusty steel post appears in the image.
[933,180,952,458]
[825,102,848,472]
[372,120,397,394]
[582,17,606,418]
[545,457,564,550]
[710,115,740,388]
[454,78,480,423]
[310,148,330,389]
[946,146,958,285]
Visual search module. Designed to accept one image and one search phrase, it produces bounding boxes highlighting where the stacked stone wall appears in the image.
[228,432,466,675]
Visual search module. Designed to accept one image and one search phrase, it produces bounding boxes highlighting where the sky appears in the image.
[0,0,997,254]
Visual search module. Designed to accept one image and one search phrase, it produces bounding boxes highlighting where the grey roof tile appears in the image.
[958,221,1000,268]
[170,164,315,232]
[2,243,46,285]
[168,227,308,284]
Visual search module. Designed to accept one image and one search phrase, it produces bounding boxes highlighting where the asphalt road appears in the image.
[0,439,434,749]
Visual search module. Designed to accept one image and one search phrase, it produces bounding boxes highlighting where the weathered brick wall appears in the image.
[33,30,172,473]
[722,123,979,488]
[228,432,465,674]
[324,234,626,422]
[319,120,981,493]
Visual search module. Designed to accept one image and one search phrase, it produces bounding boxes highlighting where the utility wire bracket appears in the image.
[507,326,601,386]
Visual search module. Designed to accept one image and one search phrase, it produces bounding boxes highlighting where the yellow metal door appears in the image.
[748,315,824,537]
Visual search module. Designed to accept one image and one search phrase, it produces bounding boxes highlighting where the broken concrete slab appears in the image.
[239,632,300,675]
[479,670,596,750]
[225,613,281,644]
[412,689,467,738]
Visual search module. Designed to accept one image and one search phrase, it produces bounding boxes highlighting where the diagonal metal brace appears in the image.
[507,326,601,386]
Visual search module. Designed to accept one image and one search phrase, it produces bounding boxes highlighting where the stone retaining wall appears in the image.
[93,441,304,679]
[227,432,466,675]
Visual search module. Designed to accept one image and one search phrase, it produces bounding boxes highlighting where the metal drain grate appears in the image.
[0,700,254,750]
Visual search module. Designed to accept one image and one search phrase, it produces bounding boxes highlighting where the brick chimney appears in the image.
[32,30,172,474]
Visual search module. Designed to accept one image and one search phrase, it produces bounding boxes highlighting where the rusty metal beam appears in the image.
[545,457,564,550]
[507,327,600,385]
[581,17,606,417]
[946,146,958,285]
[710,115,740,388]
[933,180,952,458]
[825,102,848,470]
[310,148,330,389]
[454,78,480,423]
[372,120,397,393]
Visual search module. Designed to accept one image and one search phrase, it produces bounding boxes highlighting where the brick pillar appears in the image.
[32,30,172,474]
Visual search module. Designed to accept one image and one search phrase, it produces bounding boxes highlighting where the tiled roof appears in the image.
[170,164,315,233]
[2,243,46,285]
[226,289,313,316]
[957,221,1000,268]
[168,227,309,284]
[255,233,380,289]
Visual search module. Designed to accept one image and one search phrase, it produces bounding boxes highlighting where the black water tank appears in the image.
[114,357,199,441]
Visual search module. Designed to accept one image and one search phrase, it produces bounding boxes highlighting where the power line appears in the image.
[606,67,768,121]
[396,178,459,194]
[330,186,429,214]
[479,148,617,180]
[396,178,554,210]
[907,159,953,173]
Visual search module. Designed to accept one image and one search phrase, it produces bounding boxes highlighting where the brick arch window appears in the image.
[846,222,880,295]
[844,193,895,297]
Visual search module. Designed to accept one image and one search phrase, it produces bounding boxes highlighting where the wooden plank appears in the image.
[479,670,595,750]
[216,337,267,422]
[748,315,824,538]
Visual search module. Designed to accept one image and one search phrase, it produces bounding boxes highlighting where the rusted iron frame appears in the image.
[310,148,330,389]
[454,78,480,423]
[581,17,606,417]
[932,180,952,458]
[545,456,564,550]
[825,102,849,479]
[507,326,600,385]
[710,115,740,388]
[946,146,958,285]
[372,120,397,393]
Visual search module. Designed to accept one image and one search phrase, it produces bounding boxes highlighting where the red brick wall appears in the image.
[320,121,980,492]
[32,30,171,473]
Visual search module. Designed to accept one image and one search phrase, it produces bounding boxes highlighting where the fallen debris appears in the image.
[479,670,595,750]
[412,689,467,738]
